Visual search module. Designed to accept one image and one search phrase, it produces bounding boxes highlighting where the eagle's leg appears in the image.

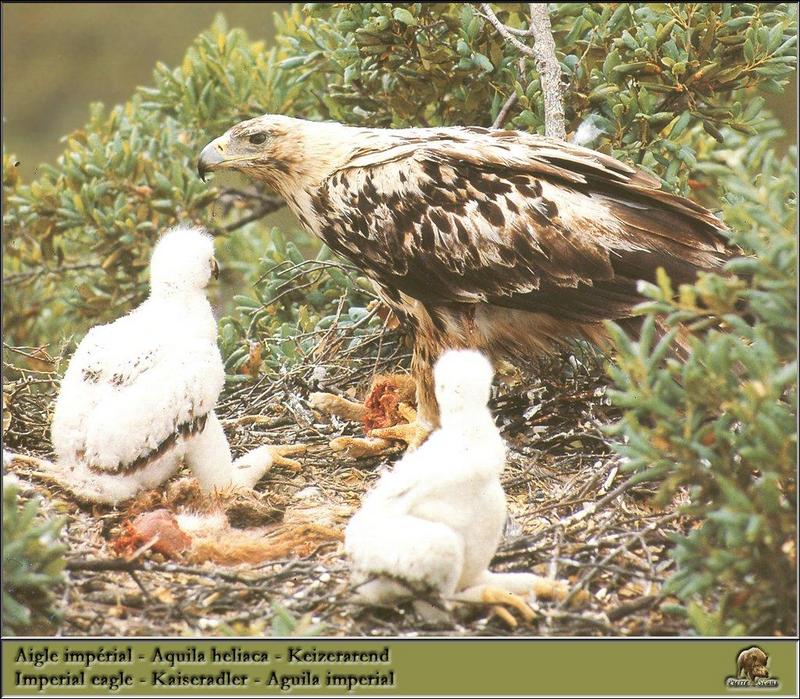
[328,435,402,458]
[237,444,307,473]
[410,340,440,428]
[309,322,440,455]
[473,571,589,608]
[365,339,438,450]
[308,392,366,422]
[227,442,306,488]
[312,373,426,456]
[308,392,391,457]
[367,403,430,450]
[186,413,305,491]
[310,390,405,458]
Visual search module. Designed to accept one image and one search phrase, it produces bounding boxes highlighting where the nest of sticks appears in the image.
[3,301,696,637]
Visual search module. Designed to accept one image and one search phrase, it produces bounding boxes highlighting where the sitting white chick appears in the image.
[50,225,301,505]
[345,349,573,626]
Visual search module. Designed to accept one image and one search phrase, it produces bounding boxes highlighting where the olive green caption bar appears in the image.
[2,639,797,696]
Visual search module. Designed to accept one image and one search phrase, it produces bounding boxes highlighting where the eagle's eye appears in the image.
[248,132,267,145]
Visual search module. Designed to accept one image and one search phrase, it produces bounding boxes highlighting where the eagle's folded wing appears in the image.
[53,334,224,473]
[358,435,468,514]
[318,130,731,322]
[64,318,158,387]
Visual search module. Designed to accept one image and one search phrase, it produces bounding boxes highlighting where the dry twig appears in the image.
[6,319,687,636]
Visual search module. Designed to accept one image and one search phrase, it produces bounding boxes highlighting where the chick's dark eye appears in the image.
[248,132,267,145]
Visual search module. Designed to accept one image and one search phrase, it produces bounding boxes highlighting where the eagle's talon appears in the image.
[397,402,417,423]
[368,419,431,451]
[267,444,307,471]
[527,576,578,605]
[489,605,519,629]
[308,392,366,423]
[479,586,537,623]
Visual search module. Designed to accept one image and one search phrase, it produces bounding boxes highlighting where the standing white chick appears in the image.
[345,349,572,625]
[50,225,299,505]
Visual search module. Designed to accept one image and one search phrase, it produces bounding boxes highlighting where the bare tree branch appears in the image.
[223,197,286,233]
[527,3,567,140]
[479,4,538,59]
[492,92,518,130]
[480,3,566,140]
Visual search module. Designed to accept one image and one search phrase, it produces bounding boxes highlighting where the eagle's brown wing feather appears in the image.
[316,133,730,323]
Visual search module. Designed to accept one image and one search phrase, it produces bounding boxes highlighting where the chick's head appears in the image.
[433,350,494,418]
[149,225,219,294]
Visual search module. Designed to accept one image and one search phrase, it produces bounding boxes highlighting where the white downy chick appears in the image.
[345,349,506,599]
[50,225,281,504]
[345,349,572,622]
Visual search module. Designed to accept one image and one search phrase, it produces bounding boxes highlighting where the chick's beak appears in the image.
[197,134,229,181]
[210,257,220,280]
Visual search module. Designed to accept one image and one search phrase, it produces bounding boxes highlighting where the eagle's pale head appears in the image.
[197,114,358,196]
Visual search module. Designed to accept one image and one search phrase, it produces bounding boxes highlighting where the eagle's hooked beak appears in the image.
[197,134,229,181]
[210,257,220,280]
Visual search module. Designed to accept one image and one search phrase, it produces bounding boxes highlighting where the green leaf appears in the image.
[392,8,416,27]
[472,53,494,73]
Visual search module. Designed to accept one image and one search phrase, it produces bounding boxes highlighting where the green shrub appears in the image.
[216,227,376,383]
[605,135,797,634]
[1,16,369,378]
[2,480,68,635]
[276,3,796,196]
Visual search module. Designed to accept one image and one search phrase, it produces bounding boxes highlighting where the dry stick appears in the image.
[502,470,647,555]
[544,610,620,635]
[480,3,566,140]
[492,37,526,129]
[563,512,680,608]
[224,197,286,233]
[127,568,194,625]
[606,595,658,623]
[492,92,518,130]
[479,4,539,59]
[65,557,261,584]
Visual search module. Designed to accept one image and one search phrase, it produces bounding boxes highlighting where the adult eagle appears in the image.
[198,115,732,442]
